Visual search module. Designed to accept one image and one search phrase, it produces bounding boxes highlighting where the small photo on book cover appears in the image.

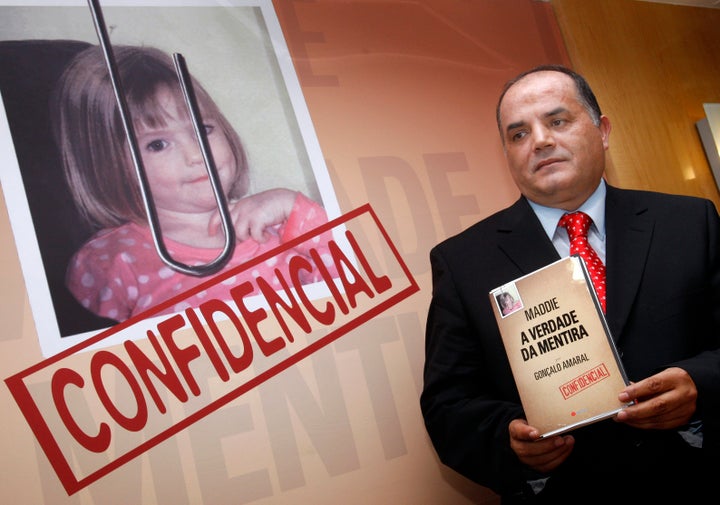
[489,256,632,438]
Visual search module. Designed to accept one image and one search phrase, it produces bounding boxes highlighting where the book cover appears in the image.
[489,255,631,438]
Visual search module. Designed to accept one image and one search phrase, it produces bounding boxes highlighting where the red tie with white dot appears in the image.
[558,211,607,312]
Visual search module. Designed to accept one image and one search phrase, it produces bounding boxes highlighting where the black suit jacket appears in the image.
[420,184,720,499]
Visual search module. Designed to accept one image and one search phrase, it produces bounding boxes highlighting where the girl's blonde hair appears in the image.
[52,44,249,229]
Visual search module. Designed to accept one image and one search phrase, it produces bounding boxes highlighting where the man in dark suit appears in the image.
[420,65,720,503]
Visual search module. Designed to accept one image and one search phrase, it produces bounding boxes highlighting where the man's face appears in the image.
[498,71,611,210]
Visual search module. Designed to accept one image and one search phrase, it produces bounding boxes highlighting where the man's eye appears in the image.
[511,131,526,142]
[146,139,168,152]
[550,118,565,127]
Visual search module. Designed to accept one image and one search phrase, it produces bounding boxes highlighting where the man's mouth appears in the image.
[534,158,563,171]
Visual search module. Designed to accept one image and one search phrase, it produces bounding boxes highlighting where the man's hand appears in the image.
[615,367,697,430]
[509,419,574,474]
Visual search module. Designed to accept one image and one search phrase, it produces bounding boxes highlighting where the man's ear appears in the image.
[599,115,611,150]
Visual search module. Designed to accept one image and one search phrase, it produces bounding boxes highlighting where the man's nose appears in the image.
[532,126,555,150]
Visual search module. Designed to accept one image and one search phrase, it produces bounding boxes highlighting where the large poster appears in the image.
[0,1,570,503]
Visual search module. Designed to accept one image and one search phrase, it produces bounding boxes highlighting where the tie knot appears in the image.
[559,211,592,240]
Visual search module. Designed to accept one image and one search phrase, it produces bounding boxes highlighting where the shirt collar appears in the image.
[527,179,607,240]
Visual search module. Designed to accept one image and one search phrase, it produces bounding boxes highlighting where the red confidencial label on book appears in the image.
[559,363,610,400]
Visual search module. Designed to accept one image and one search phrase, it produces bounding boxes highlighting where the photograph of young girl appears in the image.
[0,3,341,356]
[492,284,523,318]
[55,44,334,323]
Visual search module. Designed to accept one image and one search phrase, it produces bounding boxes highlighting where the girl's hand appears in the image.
[208,189,297,243]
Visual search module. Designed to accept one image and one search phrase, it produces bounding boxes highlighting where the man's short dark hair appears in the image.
[495,64,603,138]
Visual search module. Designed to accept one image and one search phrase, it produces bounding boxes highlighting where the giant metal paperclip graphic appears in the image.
[87,0,236,276]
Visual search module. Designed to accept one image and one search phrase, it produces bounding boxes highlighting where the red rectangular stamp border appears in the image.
[559,362,610,400]
[5,203,420,495]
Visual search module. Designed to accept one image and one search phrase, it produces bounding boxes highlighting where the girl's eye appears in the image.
[146,139,168,152]
[203,124,215,135]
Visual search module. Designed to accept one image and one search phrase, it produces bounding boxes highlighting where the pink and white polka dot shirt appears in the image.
[67,193,332,321]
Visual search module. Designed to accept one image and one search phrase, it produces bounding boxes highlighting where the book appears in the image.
[489,255,631,438]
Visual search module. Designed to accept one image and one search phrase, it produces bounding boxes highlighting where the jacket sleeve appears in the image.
[668,198,720,450]
[420,245,537,495]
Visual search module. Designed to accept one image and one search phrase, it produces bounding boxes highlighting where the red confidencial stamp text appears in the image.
[559,363,610,400]
[4,204,418,495]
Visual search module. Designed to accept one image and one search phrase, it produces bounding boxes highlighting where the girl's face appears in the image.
[134,86,238,216]
[500,295,512,309]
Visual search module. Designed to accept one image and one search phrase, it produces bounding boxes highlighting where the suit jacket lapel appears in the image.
[496,197,560,275]
[499,189,655,344]
[605,186,654,342]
